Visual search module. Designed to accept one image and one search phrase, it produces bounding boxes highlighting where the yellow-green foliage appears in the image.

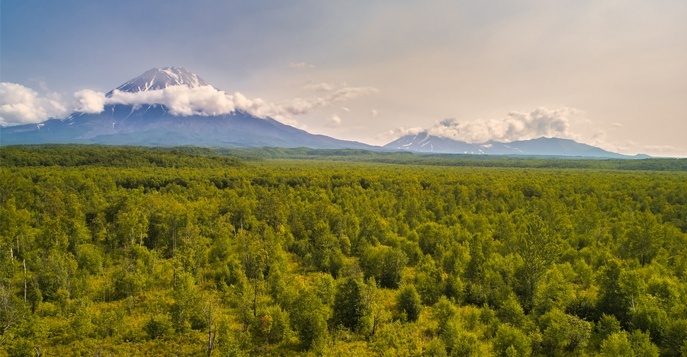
[1,145,686,356]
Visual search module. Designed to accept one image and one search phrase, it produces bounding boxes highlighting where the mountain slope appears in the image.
[384,132,639,158]
[0,68,375,149]
[107,67,209,95]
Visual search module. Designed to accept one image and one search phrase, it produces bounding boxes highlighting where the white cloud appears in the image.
[106,86,236,116]
[326,114,342,128]
[370,109,379,117]
[427,107,576,143]
[340,107,350,112]
[73,89,106,114]
[70,84,377,121]
[0,82,68,126]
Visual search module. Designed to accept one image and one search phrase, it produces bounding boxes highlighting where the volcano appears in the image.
[384,131,647,158]
[0,67,376,149]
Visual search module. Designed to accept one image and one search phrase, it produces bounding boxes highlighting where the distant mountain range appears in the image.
[384,131,649,158]
[0,67,375,149]
[1,67,644,158]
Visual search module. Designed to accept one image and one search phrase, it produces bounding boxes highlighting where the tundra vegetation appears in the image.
[1,145,686,356]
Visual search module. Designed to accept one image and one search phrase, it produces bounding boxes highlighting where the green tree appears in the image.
[333,277,368,330]
[144,314,173,340]
[250,305,290,347]
[492,324,531,357]
[361,245,408,289]
[290,289,329,350]
[621,211,663,266]
[514,216,561,312]
[416,255,445,305]
[170,271,204,333]
[539,308,591,356]
[628,330,659,357]
[397,285,422,322]
[599,332,634,357]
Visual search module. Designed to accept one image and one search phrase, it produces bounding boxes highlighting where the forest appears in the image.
[1,145,686,356]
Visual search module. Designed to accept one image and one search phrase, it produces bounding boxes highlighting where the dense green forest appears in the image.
[1,145,686,356]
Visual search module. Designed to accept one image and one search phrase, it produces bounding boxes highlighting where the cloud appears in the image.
[73,89,106,113]
[377,126,424,142]
[426,107,576,143]
[260,86,378,117]
[107,86,236,116]
[326,114,342,128]
[0,82,68,126]
[340,107,350,112]
[326,87,378,102]
[370,109,379,117]
[71,84,378,120]
[303,82,335,91]
[289,62,314,69]
[72,85,237,116]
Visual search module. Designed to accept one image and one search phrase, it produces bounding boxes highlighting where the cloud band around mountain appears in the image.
[425,107,577,143]
[1,81,378,126]
[73,84,377,120]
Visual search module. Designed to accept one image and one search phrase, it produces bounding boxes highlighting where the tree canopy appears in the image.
[1,145,686,356]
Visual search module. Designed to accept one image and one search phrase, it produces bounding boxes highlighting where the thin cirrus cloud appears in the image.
[0,82,68,126]
[289,62,315,69]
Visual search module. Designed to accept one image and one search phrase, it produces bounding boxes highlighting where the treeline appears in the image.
[0,145,244,168]
[1,146,687,355]
[3,144,687,171]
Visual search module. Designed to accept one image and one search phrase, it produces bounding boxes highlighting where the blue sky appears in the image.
[2,0,686,156]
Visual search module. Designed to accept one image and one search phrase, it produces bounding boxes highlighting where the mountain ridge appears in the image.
[384,131,647,158]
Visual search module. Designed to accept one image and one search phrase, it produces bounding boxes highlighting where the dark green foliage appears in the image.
[597,314,622,343]
[628,330,659,357]
[664,319,687,357]
[333,277,368,330]
[397,285,422,322]
[361,245,408,288]
[289,290,329,351]
[144,314,173,340]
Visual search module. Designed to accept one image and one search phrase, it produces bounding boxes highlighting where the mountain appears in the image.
[0,68,375,149]
[384,131,644,158]
[106,67,209,95]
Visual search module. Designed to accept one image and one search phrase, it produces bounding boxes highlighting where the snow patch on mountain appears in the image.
[108,67,210,95]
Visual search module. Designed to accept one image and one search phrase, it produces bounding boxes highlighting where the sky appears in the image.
[2,0,686,157]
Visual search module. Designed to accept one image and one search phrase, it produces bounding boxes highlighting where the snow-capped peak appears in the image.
[107,67,211,96]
